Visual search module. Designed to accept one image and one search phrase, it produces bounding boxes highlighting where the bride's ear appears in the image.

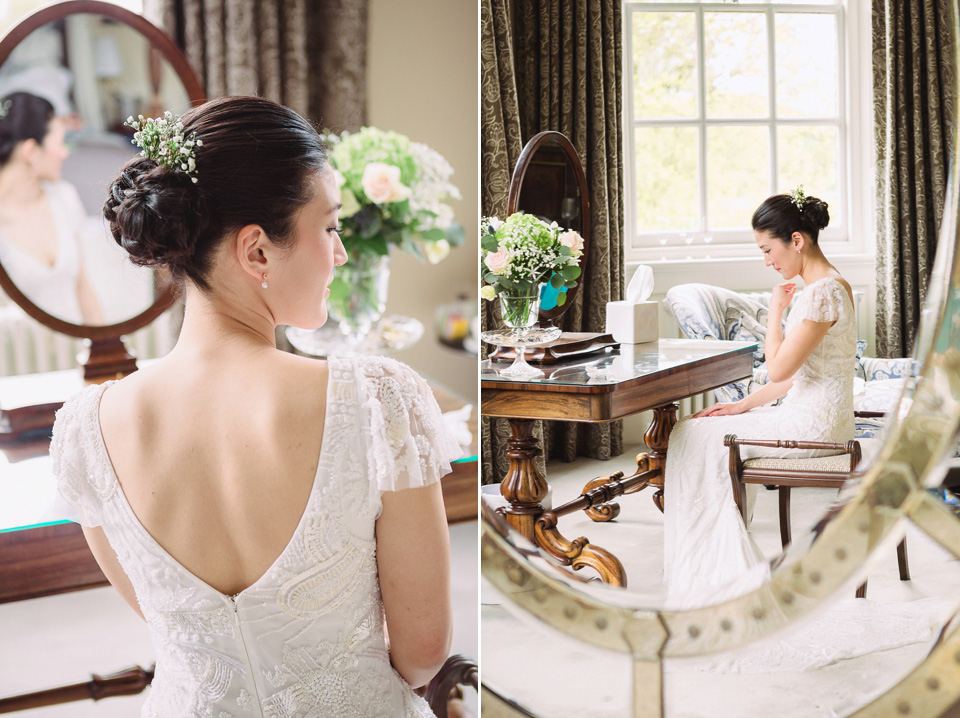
[791,231,805,253]
[234,223,269,282]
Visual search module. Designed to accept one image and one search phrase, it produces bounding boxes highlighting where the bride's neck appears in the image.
[171,283,277,362]
[798,244,835,285]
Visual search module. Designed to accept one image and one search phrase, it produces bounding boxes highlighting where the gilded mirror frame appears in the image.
[506,131,591,324]
[0,1,204,372]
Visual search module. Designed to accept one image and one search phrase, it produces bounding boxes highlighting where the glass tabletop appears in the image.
[481,338,757,387]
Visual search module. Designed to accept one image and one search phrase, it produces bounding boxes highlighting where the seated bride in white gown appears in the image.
[662,189,945,670]
[50,96,460,716]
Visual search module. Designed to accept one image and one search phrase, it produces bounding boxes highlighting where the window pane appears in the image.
[706,126,770,230]
[705,12,769,118]
[775,13,839,118]
[632,12,698,119]
[634,126,699,233]
[776,125,841,226]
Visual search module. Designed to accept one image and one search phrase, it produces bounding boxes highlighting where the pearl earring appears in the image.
[261,273,268,289]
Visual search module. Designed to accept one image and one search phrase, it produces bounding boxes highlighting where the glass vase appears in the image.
[327,251,390,343]
[499,288,541,337]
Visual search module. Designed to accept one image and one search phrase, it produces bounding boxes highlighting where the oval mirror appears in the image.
[507,131,590,324]
[0,1,204,369]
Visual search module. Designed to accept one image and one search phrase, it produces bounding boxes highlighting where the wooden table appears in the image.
[0,367,478,605]
[481,338,755,586]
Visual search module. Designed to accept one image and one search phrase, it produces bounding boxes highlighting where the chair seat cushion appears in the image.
[743,453,853,471]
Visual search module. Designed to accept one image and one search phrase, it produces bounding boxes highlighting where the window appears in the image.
[624,1,849,259]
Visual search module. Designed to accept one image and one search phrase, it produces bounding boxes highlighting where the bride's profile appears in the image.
[50,95,460,716]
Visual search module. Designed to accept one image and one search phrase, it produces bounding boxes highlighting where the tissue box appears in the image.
[605,300,658,344]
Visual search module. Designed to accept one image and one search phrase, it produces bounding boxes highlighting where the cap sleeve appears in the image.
[355,356,463,495]
[794,279,845,324]
[50,386,111,528]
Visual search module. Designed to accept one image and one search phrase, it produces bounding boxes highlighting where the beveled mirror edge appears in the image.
[0,0,204,339]
[506,130,591,324]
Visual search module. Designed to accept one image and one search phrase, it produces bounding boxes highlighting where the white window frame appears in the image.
[622,0,872,264]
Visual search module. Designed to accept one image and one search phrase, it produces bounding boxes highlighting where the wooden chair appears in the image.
[723,434,910,599]
[423,654,479,718]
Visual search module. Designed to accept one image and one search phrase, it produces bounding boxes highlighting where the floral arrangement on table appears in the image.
[480,212,583,329]
[322,126,464,334]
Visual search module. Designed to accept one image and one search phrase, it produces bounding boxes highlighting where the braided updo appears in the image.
[751,193,830,244]
[103,96,328,291]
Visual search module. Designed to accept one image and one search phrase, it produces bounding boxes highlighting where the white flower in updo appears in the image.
[480,285,497,301]
[559,230,584,256]
[361,162,411,204]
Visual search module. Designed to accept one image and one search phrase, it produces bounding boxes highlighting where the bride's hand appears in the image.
[770,282,797,314]
[691,402,747,418]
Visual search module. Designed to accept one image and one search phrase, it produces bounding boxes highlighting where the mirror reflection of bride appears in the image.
[0,91,104,324]
[49,96,460,716]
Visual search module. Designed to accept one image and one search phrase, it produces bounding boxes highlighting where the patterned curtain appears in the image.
[144,0,367,130]
[480,0,525,485]
[873,0,956,358]
[481,0,625,483]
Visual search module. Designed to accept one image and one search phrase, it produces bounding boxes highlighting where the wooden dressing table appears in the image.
[481,338,755,587]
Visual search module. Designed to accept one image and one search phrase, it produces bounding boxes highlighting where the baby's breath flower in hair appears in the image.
[789,184,806,211]
[0,98,10,119]
[125,111,202,184]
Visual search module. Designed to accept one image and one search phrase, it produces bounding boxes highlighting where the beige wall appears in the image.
[367,0,478,403]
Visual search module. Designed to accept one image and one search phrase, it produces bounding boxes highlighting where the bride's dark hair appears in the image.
[0,92,55,167]
[104,96,328,291]
[752,193,830,245]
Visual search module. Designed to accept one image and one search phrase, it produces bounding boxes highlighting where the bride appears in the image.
[662,190,947,671]
[50,96,460,716]
[664,189,855,608]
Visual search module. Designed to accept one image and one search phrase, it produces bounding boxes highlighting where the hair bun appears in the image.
[104,157,203,270]
[802,197,829,232]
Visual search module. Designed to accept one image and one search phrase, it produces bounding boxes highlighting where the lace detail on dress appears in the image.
[50,383,118,528]
[354,355,462,499]
[51,356,444,717]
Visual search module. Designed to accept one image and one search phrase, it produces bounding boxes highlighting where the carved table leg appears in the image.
[644,403,678,513]
[582,473,624,522]
[535,512,627,586]
[499,419,547,541]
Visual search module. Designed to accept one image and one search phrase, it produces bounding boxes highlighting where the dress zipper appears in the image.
[228,594,265,717]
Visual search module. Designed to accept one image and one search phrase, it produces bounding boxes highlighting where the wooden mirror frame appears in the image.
[506,131,591,325]
[0,0,205,380]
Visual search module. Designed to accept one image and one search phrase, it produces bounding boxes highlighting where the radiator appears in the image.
[0,305,176,377]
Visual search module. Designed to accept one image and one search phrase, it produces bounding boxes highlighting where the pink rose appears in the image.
[559,230,584,255]
[361,162,411,204]
[485,248,511,274]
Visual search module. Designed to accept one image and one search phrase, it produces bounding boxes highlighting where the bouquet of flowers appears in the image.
[480,212,583,327]
[322,127,464,333]
[325,126,464,262]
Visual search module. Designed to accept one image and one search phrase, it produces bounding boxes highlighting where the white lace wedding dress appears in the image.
[662,277,947,671]
[51,355,462,717]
